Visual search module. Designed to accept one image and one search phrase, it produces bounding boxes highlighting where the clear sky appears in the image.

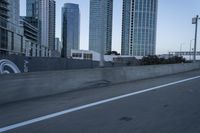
[20,0,200,54]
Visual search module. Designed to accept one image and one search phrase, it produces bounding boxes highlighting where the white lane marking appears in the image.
[1,75,200,132]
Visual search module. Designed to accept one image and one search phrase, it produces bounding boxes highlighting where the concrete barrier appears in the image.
[0,63,200,105]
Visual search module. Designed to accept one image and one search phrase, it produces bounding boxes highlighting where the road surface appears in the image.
[1,70,200,133]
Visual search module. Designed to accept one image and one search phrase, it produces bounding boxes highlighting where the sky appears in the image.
[20,0,200,54]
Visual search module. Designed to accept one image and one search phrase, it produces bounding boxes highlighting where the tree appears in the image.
[105,51,120,55]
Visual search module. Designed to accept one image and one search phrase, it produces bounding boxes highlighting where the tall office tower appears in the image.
[26,0,55,57]
[89,0,113,54]
[49,0,56,52]
[121,0,158,56]
[40,0,49,56]
[62,3,80,58]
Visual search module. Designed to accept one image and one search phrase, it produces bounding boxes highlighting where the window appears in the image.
[72,53,82,58]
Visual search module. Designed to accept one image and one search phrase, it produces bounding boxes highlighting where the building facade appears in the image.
[62,3,80,58]
[55,38,61,52]
[8,0,20,32]
[0,0,23,56]
[26,0,55,57]
[121,0,158,56]
[51,37,61,57]
[89,0,113,54]
[20,17,39,57]
[0,0,10,55]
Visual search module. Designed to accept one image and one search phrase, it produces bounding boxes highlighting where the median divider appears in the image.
[0,63,200,105]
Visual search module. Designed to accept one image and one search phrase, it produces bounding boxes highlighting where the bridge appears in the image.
[0,63,200,133]
[169,51,200,56]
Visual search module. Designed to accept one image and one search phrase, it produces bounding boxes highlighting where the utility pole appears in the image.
[192,15,199,62]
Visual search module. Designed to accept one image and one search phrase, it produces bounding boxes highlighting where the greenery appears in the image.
[105,51,120,55]
[141,55,186,65]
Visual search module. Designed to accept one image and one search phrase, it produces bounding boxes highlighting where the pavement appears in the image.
[1,70,200,133]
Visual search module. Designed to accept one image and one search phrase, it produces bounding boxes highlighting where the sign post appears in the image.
[192,15,199,62]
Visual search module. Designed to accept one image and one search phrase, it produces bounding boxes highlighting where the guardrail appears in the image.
[0,62,200,105]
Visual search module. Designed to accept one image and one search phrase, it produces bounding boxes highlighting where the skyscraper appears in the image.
[62,3,80,58]
[121,0,158,56]
[0,0,23,55]
[26,0,56,57]
[89,0,113,54]
[49,0,56,52]
[40,0,49,56]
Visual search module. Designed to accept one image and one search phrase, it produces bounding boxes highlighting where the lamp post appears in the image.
[192,15,199,62]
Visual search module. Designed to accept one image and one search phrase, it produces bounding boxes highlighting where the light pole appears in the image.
[99,1,105,67]
[192,15,199,62]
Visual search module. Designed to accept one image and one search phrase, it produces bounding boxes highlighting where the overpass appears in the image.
[169,51,200,56]
[1,64,200,133]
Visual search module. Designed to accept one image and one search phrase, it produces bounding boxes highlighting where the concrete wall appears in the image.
[0,63,200,105]
[0,55,127,73]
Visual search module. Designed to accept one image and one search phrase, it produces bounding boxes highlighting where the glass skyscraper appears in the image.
[121,0,158,56]
[62,3,80,58]
[89,0,113,54]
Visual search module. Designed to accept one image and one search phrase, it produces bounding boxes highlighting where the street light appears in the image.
[192,15,200,62]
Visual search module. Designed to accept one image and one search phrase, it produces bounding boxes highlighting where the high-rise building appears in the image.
[20,16,39,57]
[54,37,61,57]
[0,0,9,19]
[89,0,113,54]
[62,3,80,58]
[26,0,39,18]
[49,0,56,52]
[26,0,55,57]
[121,0,158,56]
[0,0,10,55]
[8,0,20,27]
[0,0,23,56]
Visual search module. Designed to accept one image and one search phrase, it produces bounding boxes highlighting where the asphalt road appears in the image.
[1,70,200,133]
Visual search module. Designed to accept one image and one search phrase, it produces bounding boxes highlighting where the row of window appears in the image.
[0,28,23,54]
[135,0,157,12]
[72,53,93,60]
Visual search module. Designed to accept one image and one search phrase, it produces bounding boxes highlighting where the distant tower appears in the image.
[62,3,80,58]
[89,0,113,54]
[121,0,158,56]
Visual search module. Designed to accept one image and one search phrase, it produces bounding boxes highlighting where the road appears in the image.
[1,70,200,133]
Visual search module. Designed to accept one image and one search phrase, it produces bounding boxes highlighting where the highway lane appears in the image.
[1,70,200,133]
